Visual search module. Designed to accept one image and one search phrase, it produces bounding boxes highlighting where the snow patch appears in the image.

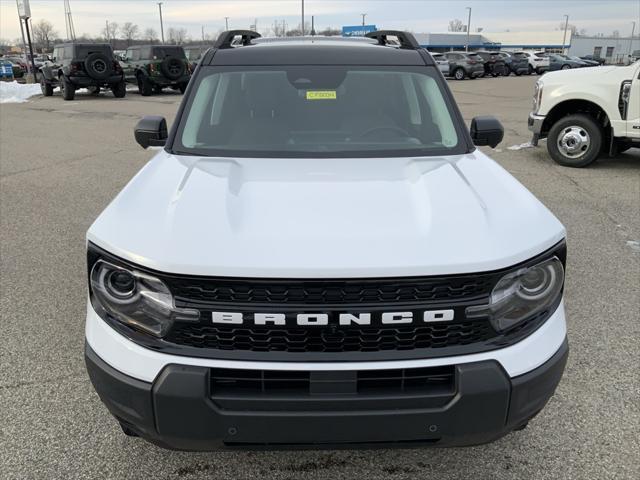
[507,142,534,151]
[0,81,41,104]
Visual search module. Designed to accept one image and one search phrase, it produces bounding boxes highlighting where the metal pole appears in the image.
[158,3,165,44]
[361,13,366,27]
[105,20,109,45]
[15,0,30,75]
[311,15,315,36]
[202,25,205,42]
[24,17,37,80]
[562,15,569,54]
[629,21,636,59]
[225,17,229,30]
[465,7,471,52]
[301,0,305,36]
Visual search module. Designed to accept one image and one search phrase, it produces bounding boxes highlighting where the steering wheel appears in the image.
[356,126,411,139]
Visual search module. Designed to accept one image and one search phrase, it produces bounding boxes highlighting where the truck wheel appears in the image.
[453,68,465,80]
[40,78,53,96]
[111,81,126,98]
[137,75,153,96]
[528,65,534,75]
[547,114,602,167]
[61,76,75,101]
[561,64,571,70]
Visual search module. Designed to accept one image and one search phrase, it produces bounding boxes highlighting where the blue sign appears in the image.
[342,25,377,37]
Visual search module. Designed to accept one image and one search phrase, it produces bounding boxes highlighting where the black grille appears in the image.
[210,366,455,397]
[167,275,495,307]
[166,321,495,353]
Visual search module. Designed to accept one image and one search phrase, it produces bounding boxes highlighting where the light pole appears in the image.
[361,13,367,27]
[225,17,229,30]
[465,7,471,52]
[157,2,164,44]
[561,15,569,54]
[629,21,636,59]
[301,0,305,36]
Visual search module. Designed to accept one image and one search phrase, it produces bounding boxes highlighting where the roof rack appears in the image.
[214,30,261,49]
[365,30,421,50]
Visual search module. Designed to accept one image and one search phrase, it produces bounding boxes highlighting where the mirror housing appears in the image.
[134,116,168,149]
[470,116,504,148]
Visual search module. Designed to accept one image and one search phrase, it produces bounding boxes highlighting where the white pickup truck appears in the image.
[529,61,640,167]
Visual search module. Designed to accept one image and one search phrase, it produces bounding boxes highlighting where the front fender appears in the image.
[41,66,55,81]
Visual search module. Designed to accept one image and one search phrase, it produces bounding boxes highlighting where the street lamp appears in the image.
[465,7,471,52]
[157,2,164,44]
[301,0,305,36]
[225,17,229,31]
[361,13,367,27]
[561,15,569,54]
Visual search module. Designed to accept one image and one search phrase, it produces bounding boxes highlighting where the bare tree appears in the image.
[143,27,158,42]
[121,22,139,46]
[102,21,119,45]
[448,19,466,32]
[32,20,58,52]
[558,22,578,35]
[167,27,188,44]
[612,30,620,38]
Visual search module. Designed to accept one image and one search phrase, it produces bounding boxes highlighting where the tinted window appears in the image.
[64,46,73,59]
[152,47,186,59]
[513,53,526,59]
[140,47,151,59]
[176,66,465,158]
[75,45,112,58]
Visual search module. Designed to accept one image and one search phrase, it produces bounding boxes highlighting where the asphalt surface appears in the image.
[1,75,639,480]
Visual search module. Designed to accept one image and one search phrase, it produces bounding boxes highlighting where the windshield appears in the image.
[175,66,465,158]
[151,46,186,59]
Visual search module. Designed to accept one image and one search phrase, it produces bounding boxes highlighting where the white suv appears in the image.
[514,51,550,75]
[85,30,568,450]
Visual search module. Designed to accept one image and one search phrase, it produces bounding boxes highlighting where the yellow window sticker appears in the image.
[306,90,337,100]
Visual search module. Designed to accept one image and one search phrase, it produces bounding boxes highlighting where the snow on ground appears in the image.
[0,81,41,104]
[507,142,534,151]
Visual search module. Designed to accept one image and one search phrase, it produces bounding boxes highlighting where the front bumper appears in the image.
[528,112,546,145]
[85,337,568,450]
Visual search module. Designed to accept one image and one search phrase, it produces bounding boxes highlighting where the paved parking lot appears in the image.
[1,75,639,480]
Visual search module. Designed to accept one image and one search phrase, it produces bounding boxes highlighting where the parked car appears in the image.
[8,61,24,78]
[568,56,598,67]
[529,61,640,166]
[475,51,507,77]
[580,54,606,65]
[547,54,588,71]
[40,43,126,100]
[513,51,550,74]
[430,52,450,75]
[443,51,484,79]
[630,50,640,62]
[183,44,209,71]
[120,45,191,95]
[498,52,528,76]
[85,30,569,450]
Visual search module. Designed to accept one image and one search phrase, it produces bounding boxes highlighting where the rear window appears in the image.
[75,45,112,58]
[175,66,466,158]
[151,47,186,59]
[513,53,526,58]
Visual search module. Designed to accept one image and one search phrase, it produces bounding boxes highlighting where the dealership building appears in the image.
[412,31,639,62]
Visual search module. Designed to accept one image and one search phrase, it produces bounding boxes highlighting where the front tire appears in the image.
[61,76,75,101]
[137,75,153,96]
[453,68,465,80]
[561,64,571,70]
[528,65,534,75]
[111,81,126,98]
[40,78,53,96]
[547,114,602,167]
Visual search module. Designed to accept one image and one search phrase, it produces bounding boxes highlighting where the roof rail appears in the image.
[214,30,261,49]
[365,30,420,50]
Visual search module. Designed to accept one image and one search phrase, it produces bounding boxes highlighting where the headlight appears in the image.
[90,260,198,337]
[466,256,564,333]
[532,80,543,113]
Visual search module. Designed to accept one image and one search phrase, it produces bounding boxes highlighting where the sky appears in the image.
[1,0,639,42]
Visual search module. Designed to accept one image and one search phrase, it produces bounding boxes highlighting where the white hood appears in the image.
[88,150,565,278]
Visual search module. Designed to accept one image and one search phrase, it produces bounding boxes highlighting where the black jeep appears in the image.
[120,45,191,96]
[40,43,125,100]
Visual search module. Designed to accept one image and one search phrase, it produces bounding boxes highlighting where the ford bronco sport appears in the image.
[40,43,126,100]
[120,45,191,96]
[85,31,569,450]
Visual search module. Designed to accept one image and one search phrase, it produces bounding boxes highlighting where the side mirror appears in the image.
[134,116,168,149]
[470,116,504,148]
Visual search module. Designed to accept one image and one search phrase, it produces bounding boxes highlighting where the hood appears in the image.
[88,150,565,278]
[543,64,623,82]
